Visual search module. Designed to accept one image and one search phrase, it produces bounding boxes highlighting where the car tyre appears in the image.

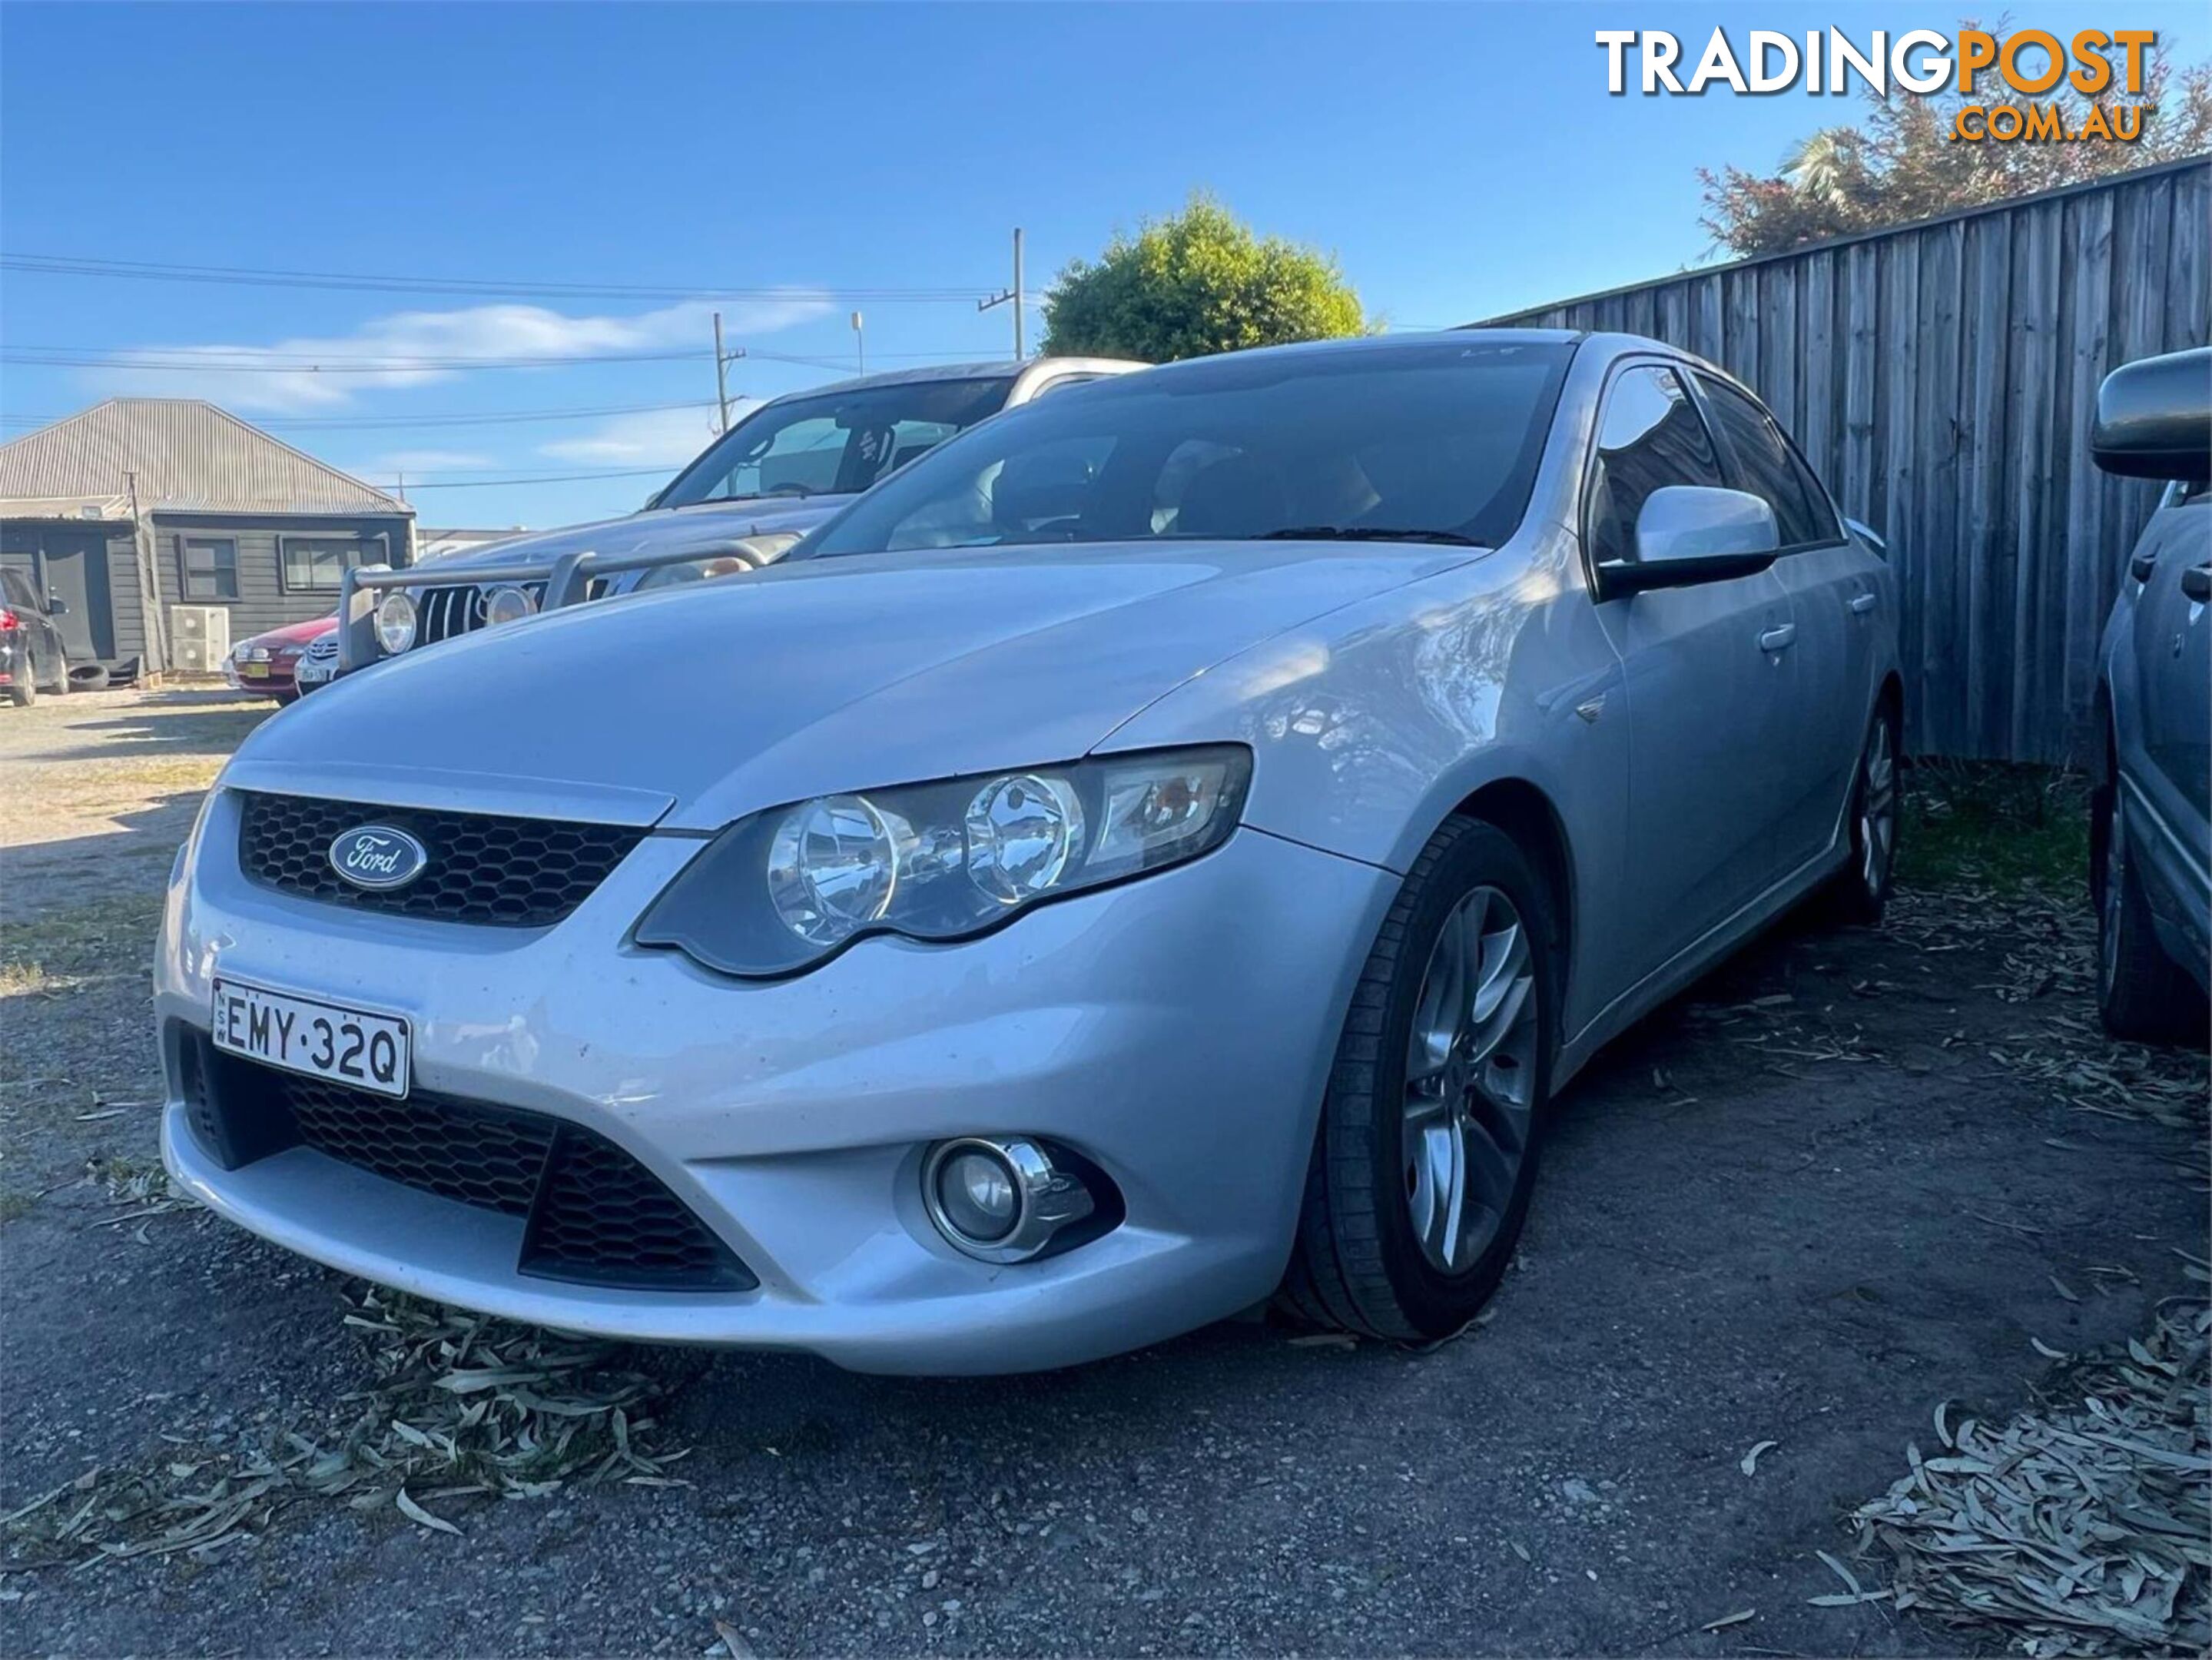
[2092,777,2204,1046]
[1830,699,1900,925]
[8,669,34,708]
[1278,816,1556,1341]
[41,649,68,696]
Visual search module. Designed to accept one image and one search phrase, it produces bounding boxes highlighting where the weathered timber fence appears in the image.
[1484,156,2210,764]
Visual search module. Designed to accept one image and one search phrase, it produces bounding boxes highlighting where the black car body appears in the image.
[0,566,70,706]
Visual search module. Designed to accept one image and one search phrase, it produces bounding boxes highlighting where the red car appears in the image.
[223,616,336,706]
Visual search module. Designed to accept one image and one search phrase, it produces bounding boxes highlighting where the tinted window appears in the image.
[1,569,38,611]
[181,536,239,602]
[804,340,1575,559]
[1587,366,1725,566]
[657,376,1016,507]
[1695,377,1839,548]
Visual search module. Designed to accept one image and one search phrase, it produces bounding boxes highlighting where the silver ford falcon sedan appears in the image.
[158,330,1901,1374]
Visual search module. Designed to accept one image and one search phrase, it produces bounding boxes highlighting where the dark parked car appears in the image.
[1,566,71,707]
[2090,345,2211,1042]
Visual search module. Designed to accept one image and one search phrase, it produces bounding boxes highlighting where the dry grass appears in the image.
[0,894,163,999]
[2,1284,694,1569]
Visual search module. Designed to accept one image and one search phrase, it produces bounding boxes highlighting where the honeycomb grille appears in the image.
[235,792,645,927]
[522,1123,748,1286]
[187,1039,753,1292]
[283,1075,555,1213]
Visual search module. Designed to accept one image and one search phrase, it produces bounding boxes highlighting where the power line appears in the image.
[384,466,673,490]
[0,345,1006,374]
[1,398,721,430]
[0,252,997,304]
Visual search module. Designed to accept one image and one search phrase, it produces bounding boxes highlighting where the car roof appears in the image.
[1109,327,1585,382]
[762,357,1139,399]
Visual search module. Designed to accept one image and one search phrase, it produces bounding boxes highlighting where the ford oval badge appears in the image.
[328,825,429,891]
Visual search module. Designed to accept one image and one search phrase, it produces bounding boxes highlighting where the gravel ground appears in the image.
[2,689,2204,1658]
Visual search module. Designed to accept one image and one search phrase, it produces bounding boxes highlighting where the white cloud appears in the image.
[94,296,831,413]
[539,400,760,468]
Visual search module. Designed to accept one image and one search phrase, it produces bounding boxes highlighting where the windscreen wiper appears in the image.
[1253,526,1486,547]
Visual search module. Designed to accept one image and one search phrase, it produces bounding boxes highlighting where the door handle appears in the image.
[2184,565,2210,605]
[1759,623,1797,652]
[1848,592,1878,615]
[2130,551,2157,583]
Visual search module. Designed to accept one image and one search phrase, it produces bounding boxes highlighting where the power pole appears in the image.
[977,227,1026,358]
[851,310,865,374]
[712,311,731,432]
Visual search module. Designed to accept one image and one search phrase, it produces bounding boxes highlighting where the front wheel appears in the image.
[1278,818,1555,1341]
[2094,780,2203,1045]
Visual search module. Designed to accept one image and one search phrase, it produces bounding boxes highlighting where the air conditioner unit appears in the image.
[170,605,232,672]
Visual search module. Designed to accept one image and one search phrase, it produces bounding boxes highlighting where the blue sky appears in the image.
[2,2,2200,528]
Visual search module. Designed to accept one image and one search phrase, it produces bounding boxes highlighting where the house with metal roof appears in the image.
[0,398,413,676]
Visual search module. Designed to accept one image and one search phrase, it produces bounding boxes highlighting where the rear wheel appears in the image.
[8,667,34,708]
[2094,779,2204,1045]
[1278,818,1555,1341]
[1831,700,1899,925]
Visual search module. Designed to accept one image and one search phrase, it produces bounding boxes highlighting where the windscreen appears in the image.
[801,339,1574,559]
[655,375,1017,508]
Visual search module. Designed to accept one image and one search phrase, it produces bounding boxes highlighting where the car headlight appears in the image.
[635,745,1251,977]
[244,646,271,663]
[376,592,418,655]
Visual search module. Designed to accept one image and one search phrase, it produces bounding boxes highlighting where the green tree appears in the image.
[1040,194,1368,363]
[1700,27,2212,257]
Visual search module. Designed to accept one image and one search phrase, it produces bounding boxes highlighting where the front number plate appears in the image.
[211,978,411,1099]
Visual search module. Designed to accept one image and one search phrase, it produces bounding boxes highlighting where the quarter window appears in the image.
[1586,366,1726,568]
[280,537,365,593]
[1694,378,1840,549]
[180,536,239,602]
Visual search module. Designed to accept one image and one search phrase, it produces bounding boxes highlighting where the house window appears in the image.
[280,536,365,593]
[180,537,239,602]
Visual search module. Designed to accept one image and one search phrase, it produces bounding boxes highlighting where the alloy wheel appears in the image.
[1402,885,1540,1275]
[1860,717,1897,892]
[2100,791,2127,1000]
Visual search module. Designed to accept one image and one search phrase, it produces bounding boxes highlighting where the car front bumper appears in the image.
[157,789,1392,1373]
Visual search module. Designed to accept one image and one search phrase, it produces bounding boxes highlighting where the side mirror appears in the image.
[2091,347,2211,482]
[1598,486,1780,598]
[45,593,68,616]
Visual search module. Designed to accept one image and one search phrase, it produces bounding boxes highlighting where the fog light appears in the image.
[937,1147,1019,1243]
[922,1137,1096,1263]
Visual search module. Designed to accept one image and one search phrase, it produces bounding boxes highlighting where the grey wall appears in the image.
[1,522,142,665]
[1484,157,2210,765]
[150,512,414,649]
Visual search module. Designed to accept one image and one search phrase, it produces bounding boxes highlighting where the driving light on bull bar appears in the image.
[633,745,1252,978]
[483,585,539,627]
[375,592,418,656]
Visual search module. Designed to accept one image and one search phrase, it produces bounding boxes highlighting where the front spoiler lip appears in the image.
[160,1102,1243,1374]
